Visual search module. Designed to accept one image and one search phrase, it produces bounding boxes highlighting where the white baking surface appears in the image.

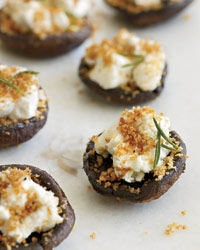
[0,1,199,249]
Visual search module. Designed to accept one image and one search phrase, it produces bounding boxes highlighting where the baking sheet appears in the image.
[0,1,199,249]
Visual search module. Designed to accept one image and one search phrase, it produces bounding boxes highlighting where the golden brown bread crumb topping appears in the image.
[117,107,156,155]
[0,168,39,247]
[0,66,38,100]
[0,168,39,226]
[85,29,162,66]
[0,7,87,37]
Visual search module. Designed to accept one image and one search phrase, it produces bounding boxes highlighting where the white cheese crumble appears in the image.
[0,168,63,244]
[95,106,170,183]
[88,54,132,89]
[129,0,183,6]
[44,0,90,17]
[0,65,40,120]
[3,0,70,37]
[85,29,166,91]
[130,0,161,6]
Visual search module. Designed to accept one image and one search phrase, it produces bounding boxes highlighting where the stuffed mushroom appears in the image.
[0,0,92,57]
[83,106,187,202]
[0,63,48,147]
[79,29,167,105]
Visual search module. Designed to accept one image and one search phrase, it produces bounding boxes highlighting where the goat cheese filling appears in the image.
[106,0,183,12]
[0,167,63,244]
[1,0,88,38]
[0,64,42,120]
[94,106,171,183]
[130,0,183,7]
[129,0,163,7]
[44,0,90,17]
[84,29,166,92]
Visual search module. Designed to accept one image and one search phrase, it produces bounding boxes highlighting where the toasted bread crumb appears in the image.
[183,14,191,21]
[87,185,93,190]
[181,210,187,216]
[90,232,96,239]
[165,222,187,235]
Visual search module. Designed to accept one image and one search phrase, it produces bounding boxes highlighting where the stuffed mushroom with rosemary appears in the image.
[104,0,194,27]
[0,63,48,147]
[83,106,187,202]
[79,29,167,105]
[0,0,92,57]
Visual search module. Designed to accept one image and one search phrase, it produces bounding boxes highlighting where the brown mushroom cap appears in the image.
[0,164,75,250]
[79,58,167,105]
[0,87,48,148]
[83,131,187,202]
[0,14,92,57]
[105,0,194,27]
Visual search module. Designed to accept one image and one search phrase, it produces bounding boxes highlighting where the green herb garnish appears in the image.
[0,70,39,91]
[10,70,39,81]
[119,52,145,68]
[65,11,78,19]
[0,77,19,90]
[153,132,161,169]
[153,118,178,149]
[160,143,176,151]
[153,117,178,168]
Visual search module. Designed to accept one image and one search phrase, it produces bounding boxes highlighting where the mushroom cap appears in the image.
[83,131,187,202]
[0,13,92,57]
[79,59,167,105]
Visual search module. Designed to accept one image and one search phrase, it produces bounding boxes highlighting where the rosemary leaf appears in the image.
[153,118,178,149]
[11,70,39,81]
[122,56,144,68]
[0,77,19,90]
[153,132,161,168]
[119,52,144,58]
[119,53,144,68]
[161,143,176,151]
[65,11,78,19]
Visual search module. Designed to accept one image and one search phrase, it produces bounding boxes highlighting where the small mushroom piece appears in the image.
[0,164,75,250]
[83,106,187,202]
[79,29,167,105]
[104,0,194,27]
[0,65,48,147]
[0,0,92,57]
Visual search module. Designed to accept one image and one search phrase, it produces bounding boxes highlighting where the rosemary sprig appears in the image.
[119,52,145,68]
[65,11,78,19]
[0,77,19,90]
[153,132,161,169]
[10,70,39,81]
[153,117,178,168]
[0,70,39,91]
[161,143,176,151]
[153,118,178,149]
